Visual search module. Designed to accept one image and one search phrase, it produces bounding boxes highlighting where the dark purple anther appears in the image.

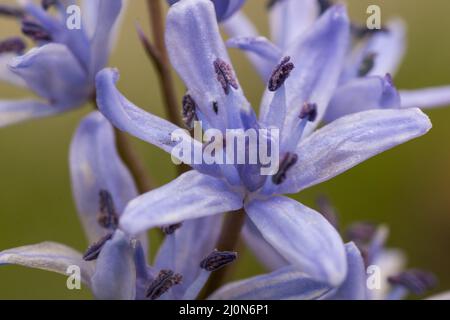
[272,152,298,185]
[98,190,119,229]
[161,223,183,235]
[21,19,52,42]
[212,101,219,114]
[146,270,183,300]
[299,102,318,122]
[388,270,437,296]
[0,5,25,18]
[82,232,114,261]
[358,52,377,77]
[182,94,198,130]
[200,250,237,272]
[268,56,294,92]
[0,37,26,55]
[214,58,238,95]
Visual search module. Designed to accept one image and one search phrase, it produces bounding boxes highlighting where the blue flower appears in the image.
[0,111,236,300]
[224,0,450,121]
[0,0,124,127]
[167,0,246,21]
[96,0,431,287]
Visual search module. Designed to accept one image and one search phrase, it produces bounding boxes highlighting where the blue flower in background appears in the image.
[0,111,236,300]
[97,0,431,287]
[0,0,124,127]
[167,0,246,21]
[224,0,450,121]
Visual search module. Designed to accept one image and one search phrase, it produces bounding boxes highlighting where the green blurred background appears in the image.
[0,0,449,299]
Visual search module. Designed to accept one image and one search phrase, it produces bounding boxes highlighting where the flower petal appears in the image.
[245,196,347,286]
[154,215,223,298]
[327,242,367,300]
[209,265,330,300]
[120,171,243,235]
[81,0,123,75]
[166,0,253,131]
[269,0,319,50]
[0,53,25,87]
[91,231,136,300]
[0,99,66,128]
[9,43,89,108]
[167,0,245,21]
[370,249,406,300]
[400,86,450,109]
[276,108,432,194]
[226,36,281,64]
[0,242,94,285]
[260,5,351,136]
[324,75,400,122]
[69,111,139,244]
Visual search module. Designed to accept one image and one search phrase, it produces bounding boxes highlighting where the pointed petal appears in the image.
[245,196,347,286]
[260,5,351,136]
[400,86,450,110]
[242,218,288,271]
[209,265,330,300]
[91,231,136,300]
[154,215,223,298]
[0,242,94,285]
[69,111,139,243]
[9,44,89,108]
[0,53,25,87]
[370,249,406,300]
[327,242,367,300]
[223,12,273,80]
[0,99,66,128]
[269,0,319,49]
[120,171,243,235]
[276,108,432,194]
[324,75,400,122]
[166,0,253,131]
[81,0,123,75]
[226,36,281,63]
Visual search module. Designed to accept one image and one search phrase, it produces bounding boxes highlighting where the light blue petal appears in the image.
[223,12,274,80]
[120,170,243,236]
[226,36,281,63]
[69,111,139,244]
[91,231,136,300]
[327,242,367,300]
[245,196,347,286]
[9,44,89,108]
[260,5,351,137]
[81,0,123,75]
[400,86,450,109]
[0,99,66,128]
[324,75,400,122]
[342,19,406,82]
[154,215,223,298]
[0,242,94,286]
[209,265,331,300]
[0,53,25,87]
[166,0,253,131]
[167,0,245,21]
[269,0,319,50]
[275,108,432,194]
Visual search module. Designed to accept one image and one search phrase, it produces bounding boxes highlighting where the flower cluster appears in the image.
[0,0,449,300]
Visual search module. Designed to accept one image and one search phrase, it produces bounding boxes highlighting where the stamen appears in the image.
[0,5,25,18]
[317,0,333,14]
[21,19,52,42]
[346,222,377,244]
[212,101,219,114]
[299,102,317,122]
[388,270,437,296]
[82,232,113,261]
[182,94,198,130]
[161,223,183,235]
[214,58,238,95]
[272,152,298,185]
[268,56,294,92]
[358,52,377,77]
[42,0,59,10]
[146,270,183,300]
[0,37,26,55]
[98,190,119,230]
[200,250,237,272]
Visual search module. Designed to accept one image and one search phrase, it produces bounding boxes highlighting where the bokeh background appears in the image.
[0,0,449,299]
